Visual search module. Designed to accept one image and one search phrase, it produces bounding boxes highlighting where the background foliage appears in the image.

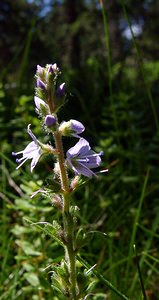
[1,0,159,299]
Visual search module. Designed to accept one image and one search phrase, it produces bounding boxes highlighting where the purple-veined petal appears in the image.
[67,157,79,175]
[78,151,102,168]
[73,162,96,177]
[71,119,85,135]
[14,142,39,161]
[67,138,90,158]
[13,125,44,172]
[22,141,39,155]
[30,150,42,172]
[66,138,103,177]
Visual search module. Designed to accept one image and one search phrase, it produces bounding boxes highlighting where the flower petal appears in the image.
[30,150,41,172]
[71,119,85,135]
[78,151,102,168]
[74,162,95,177]
[66,138,103,177]
[22,141,39,156]
[57,82,65,98]
[13,125,43,172]
[67,138,90,158]
[27,124,39,145]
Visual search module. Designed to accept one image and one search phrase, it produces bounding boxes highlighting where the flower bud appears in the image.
[70,176,82,191]
[36,64,43,75]
[36,78,46,90]
[44,114,56,127]
[59,119,85,137]
[47,63,59,74]
[34,96,49,114]
[56,83,65,98]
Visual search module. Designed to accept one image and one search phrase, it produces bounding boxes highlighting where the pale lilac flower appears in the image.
[45,115,56,127]
[12,124,42,172]
[59,119,85,138]
[57,82,65,98]
[66,138,103,177]
[34,96,49,112]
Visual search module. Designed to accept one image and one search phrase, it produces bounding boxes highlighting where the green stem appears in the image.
[63,207,77,299]
[54,130,69,193]
[54,129,77,299]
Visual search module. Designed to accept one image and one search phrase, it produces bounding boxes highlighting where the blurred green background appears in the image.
[1,1,159,299]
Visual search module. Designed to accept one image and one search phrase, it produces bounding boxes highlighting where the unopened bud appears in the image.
[34,96,49,114]
[47,63,59,74]
[36,65,43,75]
[70,176,81,191]
[45,115,56,127]
[59,119,85,137]
[36,78,46,90]
[57,82,65,98]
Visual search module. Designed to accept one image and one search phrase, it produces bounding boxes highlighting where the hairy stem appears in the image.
[54,130,69,193]
[54,129,77,299]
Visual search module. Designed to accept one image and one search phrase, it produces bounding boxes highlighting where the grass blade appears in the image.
[133,244,147,300]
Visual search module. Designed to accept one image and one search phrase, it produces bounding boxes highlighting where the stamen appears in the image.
[12,152,17,156]
[16,157,28,169]
[99,151,104,156]
[77,158,89,163]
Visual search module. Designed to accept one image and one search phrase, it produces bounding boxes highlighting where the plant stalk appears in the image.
[54,129,77,299]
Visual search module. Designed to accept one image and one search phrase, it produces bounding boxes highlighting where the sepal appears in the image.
[51,260,70,297]
[51,194,63,211]
[70,175,86,192]
[77,269,97,299]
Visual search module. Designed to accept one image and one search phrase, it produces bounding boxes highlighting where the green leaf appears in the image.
[15,240,42,256]
[23,272,40,287]
[15,199,35,211]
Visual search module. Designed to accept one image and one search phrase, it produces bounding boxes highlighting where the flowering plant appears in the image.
[12,63,105,299]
